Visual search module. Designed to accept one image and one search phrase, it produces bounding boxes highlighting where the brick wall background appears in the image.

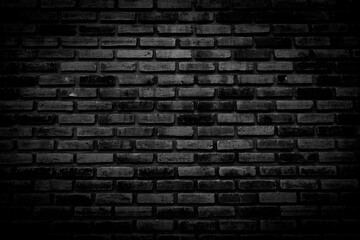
[0,0,360,239]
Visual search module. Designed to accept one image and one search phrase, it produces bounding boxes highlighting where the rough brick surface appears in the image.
[0,0,359,239]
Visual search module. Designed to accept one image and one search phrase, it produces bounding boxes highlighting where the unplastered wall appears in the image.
[0,0,359,239]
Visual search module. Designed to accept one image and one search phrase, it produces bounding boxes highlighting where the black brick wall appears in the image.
[0,0,360,239]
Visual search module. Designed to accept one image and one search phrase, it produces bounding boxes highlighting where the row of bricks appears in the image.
[3,36,360,48]
[0,152,355,165]
[3,9,360,27]
[1,12,358,28]
[0,75,358,86]
[3,165,357,177]
[1,113,358,125]
[3,166,360,179]
[2,49,359,60]
[3,220,360,234]
[1,0,354,10]
[1,37,359,50]
[3,205,359,218]
[1,87,357,99]
[0,100,357,112]
[3,188,360,205]
[0,126,358,138]
[3,61,359,73]
[1,22,359,35]
[0,139,356,151]
[0,151,354,164]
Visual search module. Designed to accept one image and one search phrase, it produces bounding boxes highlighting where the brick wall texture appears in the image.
[0,0,360,239]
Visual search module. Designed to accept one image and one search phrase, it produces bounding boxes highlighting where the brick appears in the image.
[97,167,134,178]
[139,12,177,23]
[178,220,216,231]
[260,166,296,176]
[179,88,215,98]
[217,113,254,124]
[76,154,113,164]
[118,25,154,34]
[158,0,192,9]
[196,25,231,35]
[178,167,215,177]
[101,37,136,47]
[295,37,331,47]
[118,75,154,85]
[157,25,192,35]
[234,0,269,9]
[139,62,175,72]
[280,179,318,190]
[237,101,273,111]
[100,12,136,22]
[117,127,153,137]
[61,62,97,72]
[179,38,214,48]
[99,88,136,99]
[274,49,310,59]
[238,126,274,136]
[276,100,314,111]
[136,140,172,150]
[178,12,213,22]
[57,140,93,150]
[22,62,59,72]
[115,206,152,217]
[137,194,174,204]
[198,153,235,164]
[216,37,252,47]
[118,101,153,111]
[257,139,294,149]
[117,180,153,191]
[198,126,234,137]
[177,140,213,150]
[235,24,270,34]
[158,127,194,137]
[78,50,113,59]
[41,0,76,8]
[298,139,335,149]
[158,75,194,85]
[217,140,253,150]
[219,166,256,177]
[62,37,98,47]
[157,206,194,218]
[61,12,97,22]
[198,75,234,85]
[157,180,194,191]
[317,100,353,110]
[216,12,252,23]
[273,24,309,34]
[80,0,115,8]
[95,193,132,204]
[157,101,194,111]
[156,50,191,59]
[198,206,235,217]
[198,101,234,112]
[179,62,215,72]
[117,153,154,164]
[178,114,215,125]
[257,62,293,72]
[260,192,297,203]
[118,0,153,9]
[137,220,174,232]
[234,49,271,60]
[218,62,254,72]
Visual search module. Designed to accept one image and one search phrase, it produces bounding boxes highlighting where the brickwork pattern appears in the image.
[0,0,360,239]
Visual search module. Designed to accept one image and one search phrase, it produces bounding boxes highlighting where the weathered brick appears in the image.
[196,25,231,35]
